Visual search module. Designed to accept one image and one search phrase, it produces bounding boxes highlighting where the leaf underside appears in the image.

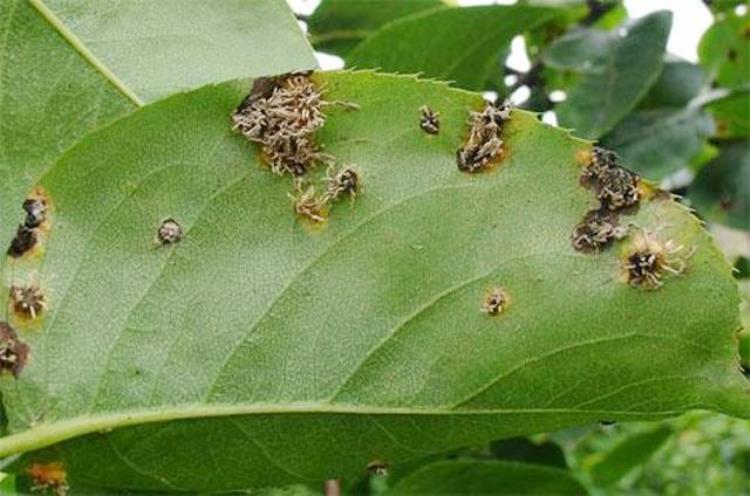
[0,71,746,492]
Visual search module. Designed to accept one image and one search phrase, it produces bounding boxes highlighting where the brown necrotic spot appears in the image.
[457,101,511,173]
[0,322,29,377]
[7,225,37,258]
[622,230,692,289]
[10,283,47,320]
[482,286,509,315]
[419,105,440,135]
[157,218,183,245]
[572,208,628,252]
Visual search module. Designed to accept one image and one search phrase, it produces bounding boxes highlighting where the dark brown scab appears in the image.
[572,208,627,252]
[157,218,183,245]
[10,284,47,320]
[0,321,29,377]
[419,105,440,135]
[7,224,37,258]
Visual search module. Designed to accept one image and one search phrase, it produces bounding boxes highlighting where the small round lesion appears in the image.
[9,282,47,320]
[157,218,183,245]
[482,286,509,315]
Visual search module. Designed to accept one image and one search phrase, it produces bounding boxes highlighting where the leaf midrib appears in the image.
[0,402,690,459]
[29,0,144,106]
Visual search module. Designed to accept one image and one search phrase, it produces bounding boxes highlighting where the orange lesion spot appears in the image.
[27,461,68,495]
[575,148,594,167]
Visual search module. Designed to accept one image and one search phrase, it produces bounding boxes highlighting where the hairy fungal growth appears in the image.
[457,101,511,173]
[324,165,359,202]
[10,282,47,320]
[288,182,327,223]
[623,230,692,289]
[582,146,641,211]
[419,105,440,135]
[572,146,641,253]
[572,208,628,252]
[0,322,29,377]
[157,218,183,245]
[232,72,352,177]
[27,462,68,496]
[482,287,509,315]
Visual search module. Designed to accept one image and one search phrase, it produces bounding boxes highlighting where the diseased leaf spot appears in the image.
[27,461,68,496]
[623,230,693,289]
[0,322,29,378]
[22,198,47,229]
[10,282,47,321]
[157,218,183,245]
[323,165,359,203]
[419,105,440,135]
[7,225,37,258]
[366,460,389,477]
[232,72,355,177]
[482,287,509,315]
[288,182,327,223]
[457,101,511,173]
[572,146,642,254]
[572,208,628,252]
[581,147,640,211]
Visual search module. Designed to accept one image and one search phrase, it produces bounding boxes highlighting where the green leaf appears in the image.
[699,12,750,89]
[708,88,750,139]
[545,12,672,138]
[0,0,316,248]
[346,5,558,91]
[489,437,567,468]
[690,141,750,230]
[638,59,707,109]
[586,424,672,487]
[0,71,746,492]
[307,0,441,57]
[386,460,587,495]
[601,107,714,180]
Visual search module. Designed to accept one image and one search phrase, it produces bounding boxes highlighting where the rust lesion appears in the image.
[620,229,694,289]
[7,186,52,259]
[482,286,510,316]
[27,461,68,495]
[456,101,512,173]
[0,321,29,378]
